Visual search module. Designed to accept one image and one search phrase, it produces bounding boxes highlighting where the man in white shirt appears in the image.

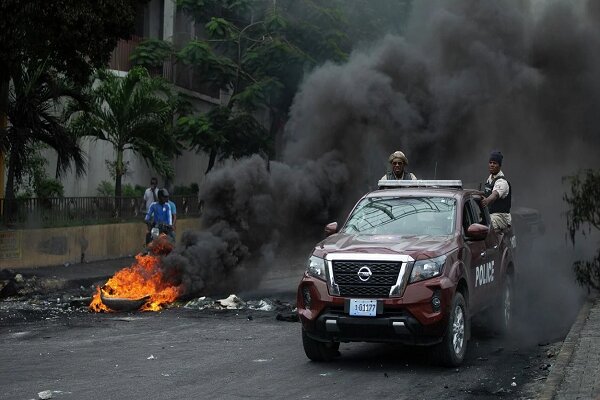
[143,177,159,212]
[481,151,512,230]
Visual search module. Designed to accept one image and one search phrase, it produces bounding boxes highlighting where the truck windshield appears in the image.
[342,196,456,236]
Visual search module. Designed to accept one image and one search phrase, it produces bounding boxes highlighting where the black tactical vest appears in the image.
[386,171,413,180]
[483,176,511,213]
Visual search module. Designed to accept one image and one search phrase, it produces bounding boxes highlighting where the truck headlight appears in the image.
[307,255,326,281]
[409,255,446,283]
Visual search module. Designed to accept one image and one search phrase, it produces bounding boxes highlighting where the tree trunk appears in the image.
[205,148,217,174]
[269,108,286,160]
[114,148,123,218]
[3,151,18,225]
[114,148,124,198]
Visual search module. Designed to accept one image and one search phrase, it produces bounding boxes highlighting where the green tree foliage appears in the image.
[129,39,174,69]
[68,67,182,198]
[564,169,600,291]
[0,0,147,146]
[132,0,350,173]
[1,60,85,203]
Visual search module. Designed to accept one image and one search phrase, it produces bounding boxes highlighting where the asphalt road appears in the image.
[0,237,584,400]
[0,304,564,400]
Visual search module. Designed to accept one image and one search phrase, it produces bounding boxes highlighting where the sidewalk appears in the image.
[16,256,135,288]
[539,295,600,400]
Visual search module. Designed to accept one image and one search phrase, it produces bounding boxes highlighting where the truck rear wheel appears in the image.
[438,292,467,367]
[302,329,340,362]
[493,275,513,335]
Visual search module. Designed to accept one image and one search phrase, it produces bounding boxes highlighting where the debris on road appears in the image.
[184,294,294,314]
[218,294,244,309]
[37,390,52,399]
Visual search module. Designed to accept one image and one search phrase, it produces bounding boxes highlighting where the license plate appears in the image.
[349,299,377,317]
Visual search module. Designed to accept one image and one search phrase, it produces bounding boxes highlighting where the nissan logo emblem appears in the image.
[357,266,372,282]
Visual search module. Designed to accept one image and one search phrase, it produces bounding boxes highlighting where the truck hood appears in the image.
[317,233,456,259]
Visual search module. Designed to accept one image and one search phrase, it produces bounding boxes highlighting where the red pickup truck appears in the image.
[297,180,517,366]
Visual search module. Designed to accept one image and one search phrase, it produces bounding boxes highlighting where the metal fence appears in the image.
[0,195,202,229]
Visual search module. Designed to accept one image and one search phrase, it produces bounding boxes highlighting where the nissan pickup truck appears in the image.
[297,180,517,366]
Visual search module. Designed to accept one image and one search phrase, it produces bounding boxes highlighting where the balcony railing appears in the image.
[108,38,220,99]
[0,196,202,229]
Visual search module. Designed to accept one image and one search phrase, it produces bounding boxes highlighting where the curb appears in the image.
[537,296,595,400]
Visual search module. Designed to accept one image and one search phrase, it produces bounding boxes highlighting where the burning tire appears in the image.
[437,292,467,367]
[302,329,340,362]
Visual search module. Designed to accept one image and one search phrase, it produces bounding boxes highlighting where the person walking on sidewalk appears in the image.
[143,177,159,212]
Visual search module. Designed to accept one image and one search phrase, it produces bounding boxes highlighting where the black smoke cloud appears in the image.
[164,153,348,294]
[285,0,600,189]
[166,0,599,336]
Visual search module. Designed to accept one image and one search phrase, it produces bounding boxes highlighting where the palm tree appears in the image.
[68,67,181,198]
[1,59,86,207]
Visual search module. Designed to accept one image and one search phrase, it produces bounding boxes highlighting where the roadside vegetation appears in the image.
[564,170,600,291]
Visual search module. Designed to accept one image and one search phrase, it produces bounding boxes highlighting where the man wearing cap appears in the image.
[481,150,511,230]
[381,150,417,180]
[144,188,174,242]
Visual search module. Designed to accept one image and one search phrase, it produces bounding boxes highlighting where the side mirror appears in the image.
[466,223,489,241]
[324,222,338,237]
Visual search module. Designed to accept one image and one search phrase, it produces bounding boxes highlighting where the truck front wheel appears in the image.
[302,329,340,362]
[438,292,467,367]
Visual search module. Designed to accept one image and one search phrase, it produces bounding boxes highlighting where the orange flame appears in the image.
[89,241,182,312]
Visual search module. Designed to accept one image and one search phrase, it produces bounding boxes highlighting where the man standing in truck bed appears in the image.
[380,150,417,180]
[481,150,512,230]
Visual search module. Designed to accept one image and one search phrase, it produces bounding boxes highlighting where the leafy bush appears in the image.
[130,39,173,68]
[96,181,144,197]
[96,181,115,196]
[122,184,144,197]
[35,178,64,198]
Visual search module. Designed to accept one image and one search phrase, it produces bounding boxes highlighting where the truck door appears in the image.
[462,199,487,314]
[469,198,501,307]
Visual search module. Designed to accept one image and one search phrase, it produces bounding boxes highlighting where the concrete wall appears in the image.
[0,218,201,269]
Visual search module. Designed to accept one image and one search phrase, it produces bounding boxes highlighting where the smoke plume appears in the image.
[166,0,598,340]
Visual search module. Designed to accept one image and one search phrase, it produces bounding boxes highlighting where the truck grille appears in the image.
[332,260,402,298]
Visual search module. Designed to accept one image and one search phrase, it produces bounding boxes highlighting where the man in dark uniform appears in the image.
[481,150,512,229]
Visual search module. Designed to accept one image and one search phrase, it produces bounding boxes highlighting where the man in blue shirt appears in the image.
[145,189,174,242]
[165,191,177,241]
